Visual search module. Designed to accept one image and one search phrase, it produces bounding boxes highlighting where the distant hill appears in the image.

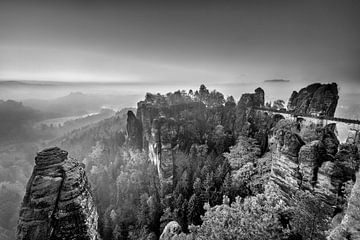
[23,92,138,117]
[0,100,56,144]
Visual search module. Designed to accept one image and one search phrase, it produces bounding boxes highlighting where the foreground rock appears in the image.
[328,171,360,240]
[17,147,99,240]
[159,221,182,240]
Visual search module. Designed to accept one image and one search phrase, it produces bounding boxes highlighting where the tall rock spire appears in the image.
[17,147,99,240]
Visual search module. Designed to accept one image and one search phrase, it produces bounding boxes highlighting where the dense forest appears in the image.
[3,84,360,240]
[45,84,358,240]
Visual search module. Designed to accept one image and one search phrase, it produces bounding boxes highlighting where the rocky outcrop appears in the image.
[126,110,143,150]
[288,83,339,117]
[127,89,238,195]
[298,140,326,190]
[270,119,348,207]
[328,171,360,240]
[335,143,360,182]
[270,128,304,196]
[235,88,268,153]
[235,88,264,135]
[17,147,99,240]
[321,123,340,156]
[159,221,181,240]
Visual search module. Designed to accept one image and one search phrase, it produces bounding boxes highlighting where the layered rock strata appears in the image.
[17,147,99,240]
[328,171,360,240]
[159,221,182,240]
[270,120,355,207]
[287,83,339,117]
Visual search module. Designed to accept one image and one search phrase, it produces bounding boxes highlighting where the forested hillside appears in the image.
[19,83,357,240]
[12,83,360,240]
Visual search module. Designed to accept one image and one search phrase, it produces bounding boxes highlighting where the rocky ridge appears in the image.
[17,147,99,240]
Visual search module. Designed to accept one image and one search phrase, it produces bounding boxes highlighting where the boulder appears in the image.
[160,221,182,240]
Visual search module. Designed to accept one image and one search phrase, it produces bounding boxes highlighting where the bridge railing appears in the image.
[253,107,360,125]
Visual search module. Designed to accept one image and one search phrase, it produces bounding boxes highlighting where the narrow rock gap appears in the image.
[49,168,65,239]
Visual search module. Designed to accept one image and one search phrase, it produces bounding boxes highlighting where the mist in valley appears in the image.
[1,0,360,239]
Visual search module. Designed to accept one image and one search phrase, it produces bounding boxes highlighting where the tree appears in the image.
[199,84,209,104]
[221,173,233,198]
[224,136,261,170]
[207,90,225,108]
[174,194,189,232]
[225,96,235,106]
[272,99,285,110]
[223,136,261,197]
[192,183,289,240]
[289,191,332,240]
[187,194,203,226]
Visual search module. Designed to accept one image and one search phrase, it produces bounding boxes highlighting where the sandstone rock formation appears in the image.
[235,87,265,135]
[126,89,237,196]
[270,120,349,207]
[288,83,339,117]
[235,88,269,153]
[159,221,181,240]
[127,110,143,150]
[17,147,99,240]
[270,128,304,196]
[328,171,360,240]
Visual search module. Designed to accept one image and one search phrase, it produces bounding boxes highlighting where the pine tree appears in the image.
[187,194,203,226]
[221,173,232,199]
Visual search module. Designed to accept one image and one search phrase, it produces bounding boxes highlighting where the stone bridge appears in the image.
[254,107,360,143]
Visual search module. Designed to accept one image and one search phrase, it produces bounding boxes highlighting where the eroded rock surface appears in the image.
[159,221,181,240]
[288,83,339,117]
[127,89,237,195]
[271,129,304,196]
[328,171,360,240]
[270,120,349,206]
[17,147,99,240]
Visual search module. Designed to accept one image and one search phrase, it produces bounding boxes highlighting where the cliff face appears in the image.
[270,120,359,208]
[133,100,218,194]
[235,87,265,135]
[126,110,143,150]
[271,128,304,196]
[159,221,181,240]
[288,83,339,117]
[126,88,265,195]
[328,171,360,240]
[17,147,99,240]
[235,88,269,154]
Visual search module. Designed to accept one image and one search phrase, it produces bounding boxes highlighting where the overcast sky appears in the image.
[0,0,359,95]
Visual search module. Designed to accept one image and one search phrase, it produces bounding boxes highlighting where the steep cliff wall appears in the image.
[17,147,99,240]
[235,87,265,135]
[328,171,360,240]
[126,88,267,195]
[288,83,339,117]
[270,119,359,209]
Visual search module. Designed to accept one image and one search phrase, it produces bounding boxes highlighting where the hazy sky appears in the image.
[0,0,359,95]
